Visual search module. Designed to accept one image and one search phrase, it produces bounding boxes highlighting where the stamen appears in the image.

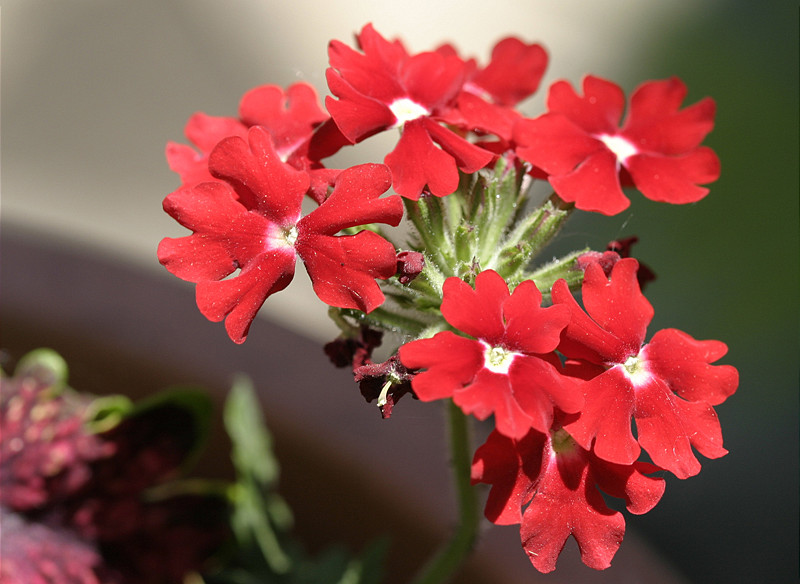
[597,133,638,164]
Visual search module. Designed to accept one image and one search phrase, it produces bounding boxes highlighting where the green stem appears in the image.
[411,401,480,584]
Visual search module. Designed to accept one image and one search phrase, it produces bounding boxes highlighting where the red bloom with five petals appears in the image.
[551,258,738,477]
[326,24,499,199]
[399,270,582,439]
[514,75,720,215]
[158,126,403,343]
[471,425,665,573]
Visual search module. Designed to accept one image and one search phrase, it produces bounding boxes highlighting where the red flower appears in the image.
[158,126,403,343]
[471,426,665,573]
[551,258,738,478]
[514,76,720,215]
[166,82,339,203]
[326,24,494,199]
[399,270,582,439]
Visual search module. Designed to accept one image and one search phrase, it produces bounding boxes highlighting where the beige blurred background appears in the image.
[2,0,713,340]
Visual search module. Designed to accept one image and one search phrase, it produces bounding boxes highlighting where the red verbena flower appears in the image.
[551,258,738,478]
[158,126,404,343]
[326,23,496,199]
[166,82,339,203]
[514,75,720,215]
[399,270,582,439]
[471,425,665,573]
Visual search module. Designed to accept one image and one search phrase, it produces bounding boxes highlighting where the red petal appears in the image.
[297,230,396,313]
[547,76,625,135]
[399,332,484,401]
[592,458,665,516]
[184,112,248,152]
[514,114,602,176]
[238,83,328,151]
[454,369,532,437]
[471,429,545,525]
[509,357,583,433]
[581,259,653,353]
[165,142,215,188]
[424,117,494,173]
[325,70,396,143]
[563,368,640,465]
[520,453,625,573]
[195,251,295,344]
[503,280,569,354]
[551,278,626,365]
[634,376,727,478]
[159,182,272,281]
[644,328,738,406]
[625,147,720,205]
[401,51,465,109]
[471,38,548,106]
[208,127,309,219]
[623,78,716,154]
[549,148,631,215]
[298,163,402,235]
[440,271,508,344]
[384,118,460,199]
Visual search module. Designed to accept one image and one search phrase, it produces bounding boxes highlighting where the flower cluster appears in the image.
[159,24,736,574]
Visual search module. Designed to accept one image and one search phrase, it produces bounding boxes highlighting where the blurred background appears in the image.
[3,1,797,582]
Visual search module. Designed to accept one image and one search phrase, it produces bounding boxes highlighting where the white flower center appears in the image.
[597,133,638,164]
[481,341,517,375]
[621,353,650,386]
[265,222,299,251]
[389,97,430,127]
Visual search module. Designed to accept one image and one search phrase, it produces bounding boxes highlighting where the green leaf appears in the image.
[224,376,280,489]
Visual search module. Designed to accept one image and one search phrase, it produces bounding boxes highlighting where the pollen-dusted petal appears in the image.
[298,163,402,235]
[470,38,548,106]
[196,251,296,344]
[625,147,720,205]
[399,332,484,401]
[385,118,461,199]
[297,230,396,313]
[644,328,738,406]
[208,126,309,219]
[441,271,508,344]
